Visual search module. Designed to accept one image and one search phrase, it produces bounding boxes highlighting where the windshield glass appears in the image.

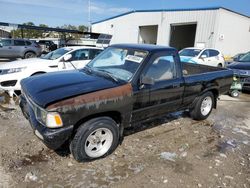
[179,49,201,57]
[87,47,148,81]
[238,52,250,62]
[41,48,72,60]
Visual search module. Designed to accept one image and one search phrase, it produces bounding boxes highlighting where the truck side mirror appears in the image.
[141,76,155,85]
[63,54,72,62]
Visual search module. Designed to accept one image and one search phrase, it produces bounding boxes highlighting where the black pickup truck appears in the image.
[20,44,233,162]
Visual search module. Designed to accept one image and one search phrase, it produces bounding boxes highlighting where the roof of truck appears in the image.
[110,43,176,52]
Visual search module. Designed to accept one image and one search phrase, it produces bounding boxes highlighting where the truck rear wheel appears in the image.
[70,117,119,162]
[190,92,214,120]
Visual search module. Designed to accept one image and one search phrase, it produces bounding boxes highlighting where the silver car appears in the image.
[0,38,42,59]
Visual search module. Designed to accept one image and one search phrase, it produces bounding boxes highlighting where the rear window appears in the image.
[25,41,32,46]
[209,50,219,57]
[14,40,25,46]
[179,49,201,57]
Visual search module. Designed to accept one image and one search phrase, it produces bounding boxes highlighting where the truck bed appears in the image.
[182,62,224,76]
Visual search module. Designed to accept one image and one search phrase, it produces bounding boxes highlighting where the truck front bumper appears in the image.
[19,95,74,150]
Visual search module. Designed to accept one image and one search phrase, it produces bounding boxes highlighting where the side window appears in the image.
[71,49,90,61]
[201,50,209,58]
[0,39,12,46]
[14,40,26,46]
[145,55,176,81]
[89,49,103,59]
[209,49,219,57]
[25,41,32,46]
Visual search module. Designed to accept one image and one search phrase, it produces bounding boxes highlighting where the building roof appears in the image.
[92,6,250,25]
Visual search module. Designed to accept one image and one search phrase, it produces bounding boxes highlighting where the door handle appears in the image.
[8,47,12,49]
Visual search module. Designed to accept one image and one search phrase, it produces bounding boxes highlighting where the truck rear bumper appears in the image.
[19,95,73,150]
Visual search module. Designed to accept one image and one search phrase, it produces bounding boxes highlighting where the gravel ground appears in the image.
[0,89,250,187]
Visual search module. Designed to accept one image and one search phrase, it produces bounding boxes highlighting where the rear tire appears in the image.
[24,52,36,59]
[70,117,119,162]
[217,63,223,67]
[230,90,239,98]
[190,92,214,120]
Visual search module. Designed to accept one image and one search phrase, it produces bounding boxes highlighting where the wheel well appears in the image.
[31,72,46,76]
[208,89,219,108]
[72,111,122,134]
[25,51,36,55]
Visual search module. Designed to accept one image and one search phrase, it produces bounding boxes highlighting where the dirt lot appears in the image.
[0,90,250,188]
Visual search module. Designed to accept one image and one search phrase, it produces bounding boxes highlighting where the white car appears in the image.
[0,46,103,96]
[179,47,225,67]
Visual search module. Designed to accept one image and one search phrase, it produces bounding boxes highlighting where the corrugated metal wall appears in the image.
[92,8,250,56]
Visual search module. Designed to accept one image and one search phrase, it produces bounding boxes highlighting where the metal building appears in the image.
[92,7,250,56]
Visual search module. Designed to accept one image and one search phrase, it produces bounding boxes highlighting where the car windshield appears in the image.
[238,52,250,62]
[179,49,201,57]
[87,47,148,81]
[41,48,72,60]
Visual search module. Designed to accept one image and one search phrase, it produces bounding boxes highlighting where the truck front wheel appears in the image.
[70,117,119,162]
[190,92,214,120]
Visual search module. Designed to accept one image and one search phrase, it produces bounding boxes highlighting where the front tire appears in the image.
[230,90,239,98]
[70,117,119,162]
[190,92,214,120]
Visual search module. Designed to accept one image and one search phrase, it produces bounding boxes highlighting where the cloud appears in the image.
[90,2,131,14]
[0,0,131,14]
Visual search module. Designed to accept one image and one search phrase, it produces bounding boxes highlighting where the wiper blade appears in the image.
[97,69,119,82]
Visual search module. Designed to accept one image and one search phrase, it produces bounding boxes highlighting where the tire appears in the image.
[217,63,222,68]
[24,52,36,59]
[70,117,119,162]
[190,92,214,120]
[230,90,239,98]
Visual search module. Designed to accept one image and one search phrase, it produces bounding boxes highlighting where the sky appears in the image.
[0,0,249,27]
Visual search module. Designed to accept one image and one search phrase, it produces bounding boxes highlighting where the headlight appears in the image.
[35,107,63,128]
[1,67,26,74]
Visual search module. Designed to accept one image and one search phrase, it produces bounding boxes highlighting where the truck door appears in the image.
[138,51,184,118]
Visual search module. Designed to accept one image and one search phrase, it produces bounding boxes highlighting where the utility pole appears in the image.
[88,0,91,32]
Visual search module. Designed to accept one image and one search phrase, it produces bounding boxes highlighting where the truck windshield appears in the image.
[87,47,148,81]
[41,48,72,60]
[238,52,250,62]
[179,49,201,57]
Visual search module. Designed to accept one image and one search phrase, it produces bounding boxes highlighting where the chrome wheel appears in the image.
[85,128,113,158]
[200,96,212,116]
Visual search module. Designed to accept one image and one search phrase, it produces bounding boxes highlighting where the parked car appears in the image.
[0,38,42,59]
[0,46,103,96]
[35,40,57,54]
[179,47,225,67]
[225,52,246,66]
[19,44,233,162]
[227,51,250,91]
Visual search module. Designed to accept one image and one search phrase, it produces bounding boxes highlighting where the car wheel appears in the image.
[230,90,239,98]
[190,92,214,120]
[70,117,119,162]
[24,52,36,59]
[217,63,223,67]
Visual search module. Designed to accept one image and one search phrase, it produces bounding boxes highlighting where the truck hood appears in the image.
[21,70,120,108]
[0,58,52,69]
[227,61,250,70]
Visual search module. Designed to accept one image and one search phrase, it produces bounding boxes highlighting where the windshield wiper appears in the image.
[96,69,119,83]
